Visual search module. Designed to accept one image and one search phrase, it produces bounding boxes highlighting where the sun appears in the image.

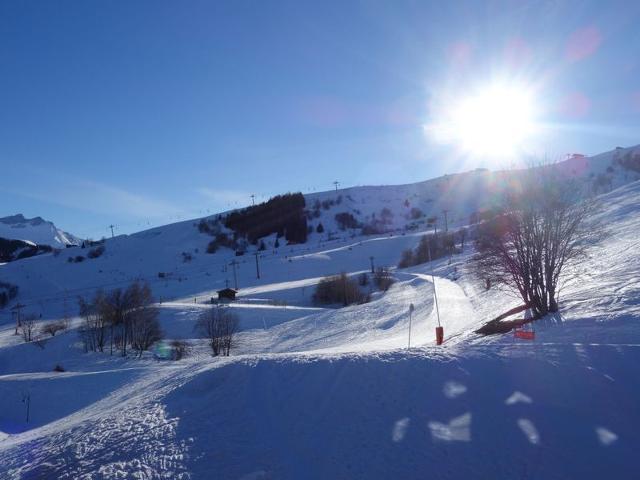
[428,83,537,157]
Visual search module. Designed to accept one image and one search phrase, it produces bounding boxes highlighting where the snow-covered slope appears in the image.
[0,214,80,249]
[0,178,638,478]
[304,145,640,237]
[0,147,639,479]
[1,144,638,316]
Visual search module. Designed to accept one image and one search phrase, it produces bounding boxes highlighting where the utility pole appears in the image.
[369,256,375,274]
[230,259,239,290]
[408,303,414,349]
[22,392,30,423]
[254,252,261,279]
[442,210,449,232]
[11,303,25,335]
[250,194,255,206]
[428,244,443,345]
[109,224,115,238]
[333,181,339,192]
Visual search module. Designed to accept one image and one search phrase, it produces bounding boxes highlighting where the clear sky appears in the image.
[2,0,639,239]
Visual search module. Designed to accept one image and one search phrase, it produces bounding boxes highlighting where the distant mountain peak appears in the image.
[0,214,80,248]
[0,214,46,226]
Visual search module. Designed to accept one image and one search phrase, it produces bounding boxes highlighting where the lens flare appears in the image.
[427,83,538,157]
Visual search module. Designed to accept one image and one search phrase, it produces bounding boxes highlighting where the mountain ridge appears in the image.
[0,214,81,249]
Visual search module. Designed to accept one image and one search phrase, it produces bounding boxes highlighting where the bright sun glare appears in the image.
[429,84,537,157]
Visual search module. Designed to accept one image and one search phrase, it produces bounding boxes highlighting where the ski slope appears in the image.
[0,172,639,477]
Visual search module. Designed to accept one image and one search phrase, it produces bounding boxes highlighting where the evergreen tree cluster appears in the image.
[225,193,308,244]
[0,237,53,263]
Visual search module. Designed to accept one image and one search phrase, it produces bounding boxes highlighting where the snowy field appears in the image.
[0,178,639,478]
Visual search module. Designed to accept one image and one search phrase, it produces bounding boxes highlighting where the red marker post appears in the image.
[428,243,444,345]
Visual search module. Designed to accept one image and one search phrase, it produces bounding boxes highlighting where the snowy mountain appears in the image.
[0,144,639,478]
[303,144,640,237]
[0,214,81,249]
[0,145,638,311]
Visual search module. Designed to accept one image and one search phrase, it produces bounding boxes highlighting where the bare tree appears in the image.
[196,306,239,356]
[170,340,191,360]
[472,165,605,318]
[126,282,161,357]
[373,266,395,292]
[19,314,38,342]
[459,228,467,250]
[220,311,239,356]
[78,291,108,352]
[78,282,161,356]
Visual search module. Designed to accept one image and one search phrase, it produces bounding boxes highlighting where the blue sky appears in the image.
[2,1,639,238]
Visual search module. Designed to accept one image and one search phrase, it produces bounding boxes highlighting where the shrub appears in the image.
[53,364,65,372]
[182,252,193,262]
[42,320,67,337]
[198,219,211,234]
[397,234,452,268]
[616,150,640,172]
[373,267,395,292]
[335,212,360,231]
[74,255,85,263]
[206,240,218,254]
[197,218,222,236]
[398,249,414,268]
[312,273,368,306]
[380,208,393,224]
[361,223,385,235]
[410,207,424,219]
[170,340,191,360]
[87,245,105,259]
[316,223,324,233]
[358,272,370,286]
[0,281,18,309]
